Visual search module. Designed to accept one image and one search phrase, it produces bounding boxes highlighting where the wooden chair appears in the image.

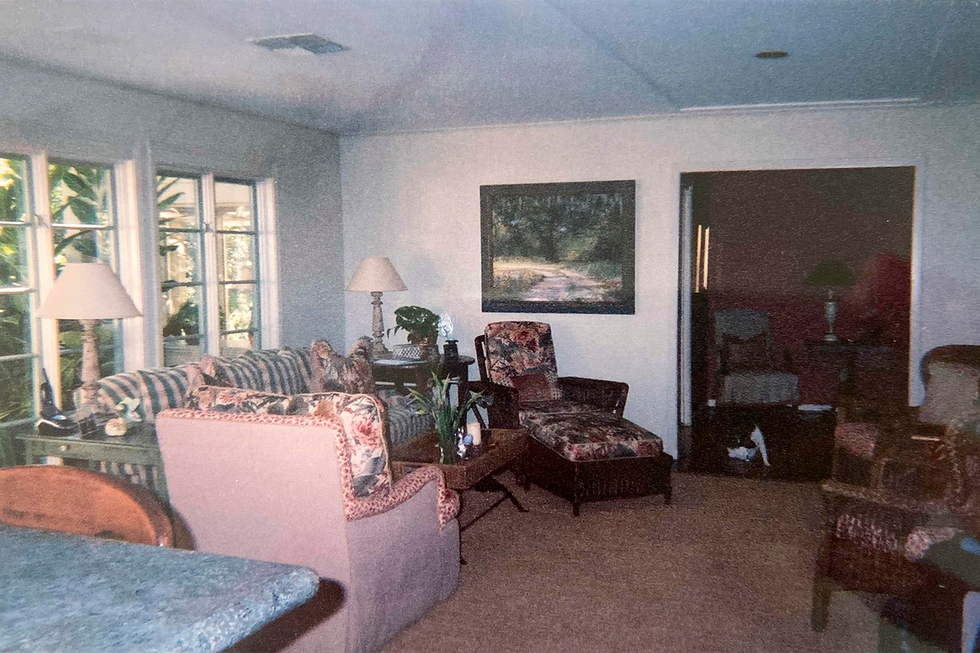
[0,465,173,547]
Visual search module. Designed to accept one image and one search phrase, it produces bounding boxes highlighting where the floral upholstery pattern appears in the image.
[512,372,562,402]
[182,385,291,414]
[309,339,376,394]
[157,408,458,530]
[484,322,557,387]
[289,392,391,498]
[520,409,664,462]
[518,400,598,416]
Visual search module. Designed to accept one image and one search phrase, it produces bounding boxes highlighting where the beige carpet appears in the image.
[382,472,883,653]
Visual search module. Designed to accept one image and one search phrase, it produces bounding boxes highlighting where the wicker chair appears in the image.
[811,408,980,631]
[475,321,672,516]
[713,308,799,406]
[830,345,980,487]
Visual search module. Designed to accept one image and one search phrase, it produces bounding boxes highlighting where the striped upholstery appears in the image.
[136,364,204,422]
[386,403,435,447]
[205,354,263,390]
[245,349,308,395]
[376,390,434,447]
[200,349,311,395]
[75,371,145,418]
[277,347,312,394]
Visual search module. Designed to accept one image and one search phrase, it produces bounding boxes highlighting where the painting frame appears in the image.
[481,180,636,314]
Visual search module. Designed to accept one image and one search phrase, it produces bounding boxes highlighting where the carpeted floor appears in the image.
[382,472,883,653]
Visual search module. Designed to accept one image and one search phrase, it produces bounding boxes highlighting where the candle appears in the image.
[466,421,482,446]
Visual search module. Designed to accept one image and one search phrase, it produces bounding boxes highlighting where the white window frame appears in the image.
[155,171,279,362]
[3,152,144,408]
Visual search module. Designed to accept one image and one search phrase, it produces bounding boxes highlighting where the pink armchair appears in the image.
[156,403,460,653]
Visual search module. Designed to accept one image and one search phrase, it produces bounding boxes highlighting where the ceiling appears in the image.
[2,0,978,134]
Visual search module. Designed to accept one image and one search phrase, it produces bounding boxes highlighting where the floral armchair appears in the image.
[156,394,460,653]
[474,321,628,429]
[475,321,671,516]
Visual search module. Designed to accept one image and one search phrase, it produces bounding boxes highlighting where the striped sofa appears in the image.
[85,344,433,493]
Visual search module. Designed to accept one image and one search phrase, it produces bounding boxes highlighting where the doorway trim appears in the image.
[673,156,926,427]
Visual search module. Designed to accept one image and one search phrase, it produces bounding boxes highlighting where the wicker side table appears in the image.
[391,428,529,531]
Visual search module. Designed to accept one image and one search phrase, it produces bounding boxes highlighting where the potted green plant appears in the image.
[388,305,440,358]
[409,374,485,464]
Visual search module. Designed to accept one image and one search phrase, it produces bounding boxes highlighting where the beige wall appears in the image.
[340,104,980,457]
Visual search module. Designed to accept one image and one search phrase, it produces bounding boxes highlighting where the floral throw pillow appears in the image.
[289,392,391,498]
[512,372,562,402]
[182,386,291,415]
[308,338,375,394]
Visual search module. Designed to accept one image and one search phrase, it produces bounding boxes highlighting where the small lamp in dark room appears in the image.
[806,260,855,342]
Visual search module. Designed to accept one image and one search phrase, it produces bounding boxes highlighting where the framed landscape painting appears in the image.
[481,180,635,314]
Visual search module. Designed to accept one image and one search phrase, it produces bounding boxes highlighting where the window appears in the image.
[0,156,38,428]
[49,160,122,409]
[0,156,125,432]
[157,174,263,364]
[0,148,277,437]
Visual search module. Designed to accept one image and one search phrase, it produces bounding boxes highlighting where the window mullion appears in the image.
[30,153,61,405]
[115,160,146,371]
[201,173,220,356]
[256,178,278,349]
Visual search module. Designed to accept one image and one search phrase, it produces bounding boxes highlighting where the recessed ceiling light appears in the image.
[250,33,347,55]
[755,50,789,59]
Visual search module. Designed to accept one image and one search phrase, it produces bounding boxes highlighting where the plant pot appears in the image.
[416,336,439,361]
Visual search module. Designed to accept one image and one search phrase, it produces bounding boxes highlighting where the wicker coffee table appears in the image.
[391,428,529,531]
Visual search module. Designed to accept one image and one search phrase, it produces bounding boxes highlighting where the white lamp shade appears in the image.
[346,256,407,292]
[37,263,141,320]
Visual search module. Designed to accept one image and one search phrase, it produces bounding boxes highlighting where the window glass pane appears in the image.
[157,176,200,230]
[0,157,27,223]
[219,233,254,282]
[164,338,205,366]
[49,163,114,227]
[0,293,31,357]
[0,226,29,288]
[0,358,35,423]
[162,285,203,343]
[215,181,255,232]
[220,331,254,358]
[160,230,203,288]
[52,228,115,271]
[1,157,30,289]
[59,322,117,412]
[219,283,255,337]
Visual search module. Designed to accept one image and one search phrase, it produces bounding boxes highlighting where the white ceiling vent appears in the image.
[250,33,347,55]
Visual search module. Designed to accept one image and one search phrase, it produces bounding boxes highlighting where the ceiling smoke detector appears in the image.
[250,33,347,55]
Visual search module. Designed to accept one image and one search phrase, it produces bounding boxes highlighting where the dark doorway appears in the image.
[679,167,915,479]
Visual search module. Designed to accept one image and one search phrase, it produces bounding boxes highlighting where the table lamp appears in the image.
[346,256,407,359]
[806,260,855,342]
[37,263,141,414]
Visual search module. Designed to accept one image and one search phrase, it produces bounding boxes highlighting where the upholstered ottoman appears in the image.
[519,410,673,516]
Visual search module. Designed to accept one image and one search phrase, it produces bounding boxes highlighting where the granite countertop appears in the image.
[0,525,321,652]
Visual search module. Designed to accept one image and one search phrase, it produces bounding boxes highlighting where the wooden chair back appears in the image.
[0,465,173,547]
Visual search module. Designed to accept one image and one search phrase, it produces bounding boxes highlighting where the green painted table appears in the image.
[17,422,168,502]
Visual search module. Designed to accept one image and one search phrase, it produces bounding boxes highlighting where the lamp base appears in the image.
[823,333,839,343]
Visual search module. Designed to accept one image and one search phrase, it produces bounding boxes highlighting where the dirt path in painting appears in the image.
[522,265,606,302]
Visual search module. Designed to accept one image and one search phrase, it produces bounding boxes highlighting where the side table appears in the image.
[17,422,168,502]
[391,428,529,531]
[372,354,475,399]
